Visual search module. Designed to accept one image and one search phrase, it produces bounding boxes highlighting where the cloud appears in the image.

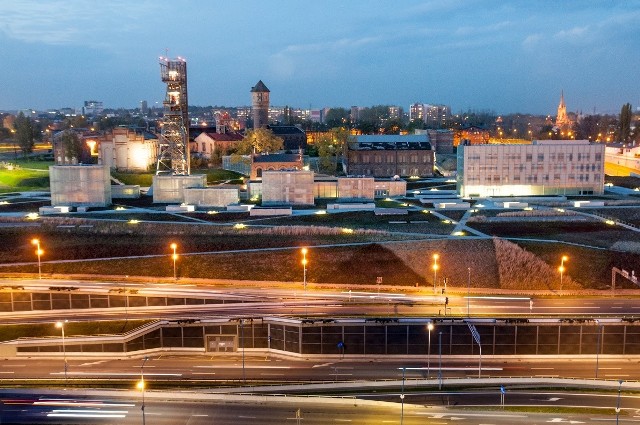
[0,0,159,47]
[454,21,513,37]
[402,0,471,16]
[522,33,543,47]
[278,36,382,56]
[267,35,383,79]
[554,26,590,42]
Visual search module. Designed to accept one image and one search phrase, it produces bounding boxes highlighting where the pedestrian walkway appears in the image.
[430,209,489,237]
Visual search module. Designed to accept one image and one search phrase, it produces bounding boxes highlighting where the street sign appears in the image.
[376,276,383,284]
[468,323,481,344]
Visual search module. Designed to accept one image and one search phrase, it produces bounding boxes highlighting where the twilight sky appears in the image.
[1,0,639,115]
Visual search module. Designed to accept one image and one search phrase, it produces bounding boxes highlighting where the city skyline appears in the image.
[1,1,639,115]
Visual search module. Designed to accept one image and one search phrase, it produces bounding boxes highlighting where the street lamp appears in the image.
[400,367,406,425]
[616,380,623,425]
[301,247,308,291]
[432,254,439,294]
[467,267,471,317]
[55,320,68,382]
[438,331,443,390]
[32,238,43,279]
[170,243,178,280]
[138,356,149,425]
[595,322,603,378]
[427,322,434,378]
[558,255,568,290]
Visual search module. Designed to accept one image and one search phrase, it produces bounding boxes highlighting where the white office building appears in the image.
[457,140,605,197]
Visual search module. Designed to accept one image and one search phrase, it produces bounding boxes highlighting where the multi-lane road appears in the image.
[2,278,640,424]
[2,278,640,323]
[1,387,638,425]
[1,355,636,384]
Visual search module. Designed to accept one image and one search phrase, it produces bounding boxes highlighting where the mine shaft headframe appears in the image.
[157,56,189,176]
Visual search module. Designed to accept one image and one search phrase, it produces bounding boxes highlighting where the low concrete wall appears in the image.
[152,175,207,204]
[573,200,605,207]
[184,187,239,208]
[327,203,375,211]
[250,207,292,216]
[501,202,528,208]
[166,204,195,212]
[436,202,470,209]
[111,185,140,199]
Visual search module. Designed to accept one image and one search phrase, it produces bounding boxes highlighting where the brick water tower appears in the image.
[251,80,270,129]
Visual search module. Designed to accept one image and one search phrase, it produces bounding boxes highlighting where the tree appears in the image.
[60,130,85,163]
[574,115,600,140]
[324,108,350,128]
[235,128,284,155]
[13,112,41,157]
[356,105,391,133]
[618,103,632,143]
[315,133,336,174]
[405,119,424,133]
[0,127,10,142]
[315,128,350,174]
[381,118,402,134]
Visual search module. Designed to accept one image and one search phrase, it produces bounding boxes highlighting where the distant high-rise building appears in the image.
[251,80,270,129]
[310,109,324,123]
[555,91,572,132]
[350,106,360,124]
[83,101,103,116]
[409,103,426,121]
[140,100,148,115]
[410,103,450,126]
[388,106,401,120]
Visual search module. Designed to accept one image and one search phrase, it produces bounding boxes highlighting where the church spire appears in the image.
[555,90,571,134]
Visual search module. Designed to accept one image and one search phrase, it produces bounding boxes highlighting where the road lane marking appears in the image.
[208,366,291,369]
[79,360,107,367]
[313,362,335,368]
[239,416,257,419]
[50,372,182,377]
[417,413,526,418]
[403,367,503,371]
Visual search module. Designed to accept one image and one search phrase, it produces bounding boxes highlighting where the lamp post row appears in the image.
[29,239,183,281]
